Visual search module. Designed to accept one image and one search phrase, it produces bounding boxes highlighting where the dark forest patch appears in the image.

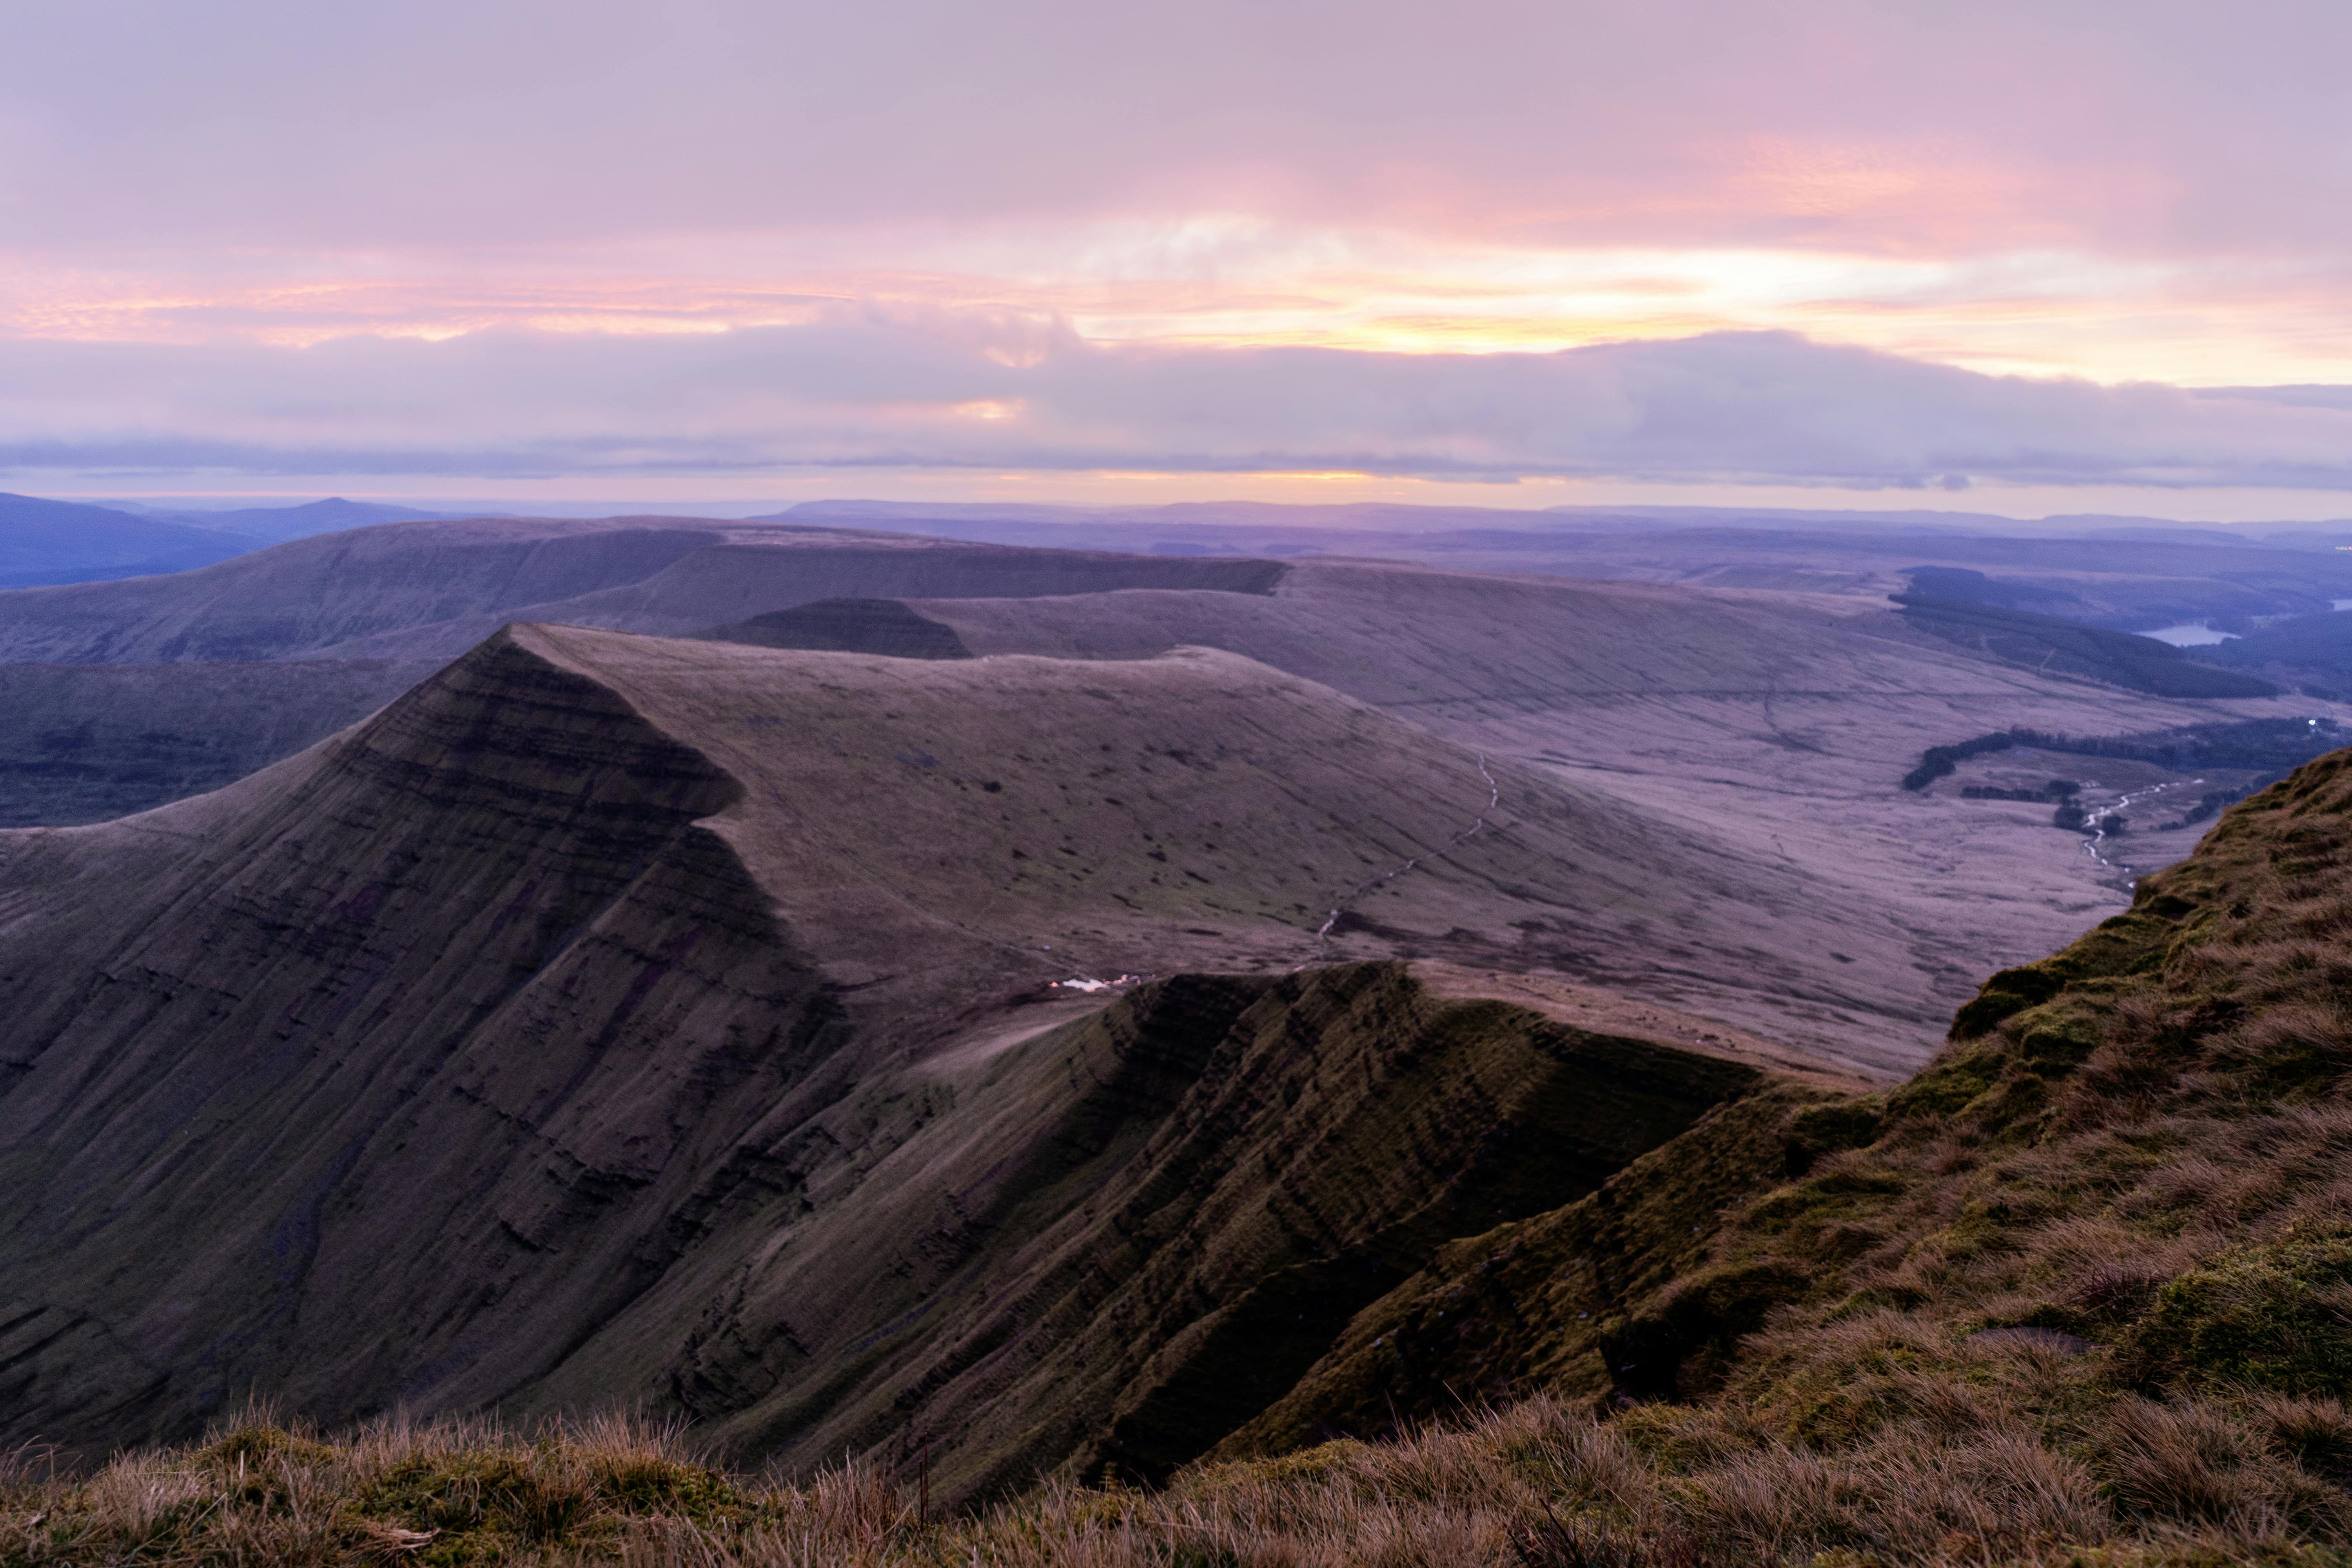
[1894,592,2276,698]
[1901,718,2342,793]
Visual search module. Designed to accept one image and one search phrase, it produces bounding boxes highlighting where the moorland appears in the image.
[4,498,2352,1563]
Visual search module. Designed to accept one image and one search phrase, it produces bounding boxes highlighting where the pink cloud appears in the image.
[2,1,2344,259]
[5,325,2352,493]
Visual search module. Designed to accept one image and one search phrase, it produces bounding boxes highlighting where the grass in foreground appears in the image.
[6,1400,2349,1568]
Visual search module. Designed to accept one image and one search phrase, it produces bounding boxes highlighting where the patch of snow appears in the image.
[1051,974,1144,993]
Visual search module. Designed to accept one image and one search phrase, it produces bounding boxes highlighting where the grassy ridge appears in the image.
[1212,750,2352,1562]
[1207,749,2352,1559]
[22,757,2352,1562]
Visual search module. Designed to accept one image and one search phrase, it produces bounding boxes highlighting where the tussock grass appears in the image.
[9,1396,2352,1566]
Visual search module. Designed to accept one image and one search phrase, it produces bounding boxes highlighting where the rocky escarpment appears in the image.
[0,630,849,1447]
[519,960,1819,1502]
[0,624,1857,1499]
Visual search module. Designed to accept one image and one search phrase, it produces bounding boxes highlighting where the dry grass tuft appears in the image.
[9,1394,2352,1566]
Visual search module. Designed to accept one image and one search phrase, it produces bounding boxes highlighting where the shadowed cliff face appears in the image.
[1222,745,2352,1456]
[519,960,1796,1502]
[0,631,850,1445]
[1139,747,2352,1566]
[0,623,1853,1494]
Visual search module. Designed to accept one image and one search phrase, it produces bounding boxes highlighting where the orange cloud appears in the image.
[4,217,2350,390]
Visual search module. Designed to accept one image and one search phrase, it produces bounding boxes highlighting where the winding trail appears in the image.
[1308,753,1499,964]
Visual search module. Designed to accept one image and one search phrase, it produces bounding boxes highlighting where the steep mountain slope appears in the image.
[521,962,1845,1502]
[1196,746,2352,1559]
[18,753,2352,1561]
[0,624,1855,1481]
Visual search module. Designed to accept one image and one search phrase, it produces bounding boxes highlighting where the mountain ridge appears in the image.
[19,740,2352,1562]
[0,622,1858,1487]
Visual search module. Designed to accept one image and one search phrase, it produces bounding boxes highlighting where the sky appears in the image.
[7,0,2352,519]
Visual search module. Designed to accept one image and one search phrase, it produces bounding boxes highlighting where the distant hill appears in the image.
[1893,590,2278,697]
[0,516,2328,1065]
[2196,607,2352,697]
[0,491,254,587]
[0,516,1288,664]
[152,496,452,542]
[771,499,2352,631]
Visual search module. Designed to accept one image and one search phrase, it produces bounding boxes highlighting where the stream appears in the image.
[2080,776,2202,878]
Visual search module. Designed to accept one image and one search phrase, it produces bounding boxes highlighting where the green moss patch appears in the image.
[2121,1227,2352,1396]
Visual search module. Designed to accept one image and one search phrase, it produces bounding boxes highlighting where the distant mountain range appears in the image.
[0,493,253,588]
[0,493,452,588]
[139,495,452,542]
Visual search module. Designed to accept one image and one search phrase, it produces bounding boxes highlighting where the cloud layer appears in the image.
[9,325,2352,491]
[6,1,2350,496]
[6,0,2346,258]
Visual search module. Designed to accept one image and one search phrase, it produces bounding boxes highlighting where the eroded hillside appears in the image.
[0,622,1856,1488]
[1191,744,2352,1559]
[16,744,2352,1564]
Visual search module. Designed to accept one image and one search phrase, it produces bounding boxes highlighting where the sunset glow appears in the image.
[7,232,2339,388]
[4,0,2350,511]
